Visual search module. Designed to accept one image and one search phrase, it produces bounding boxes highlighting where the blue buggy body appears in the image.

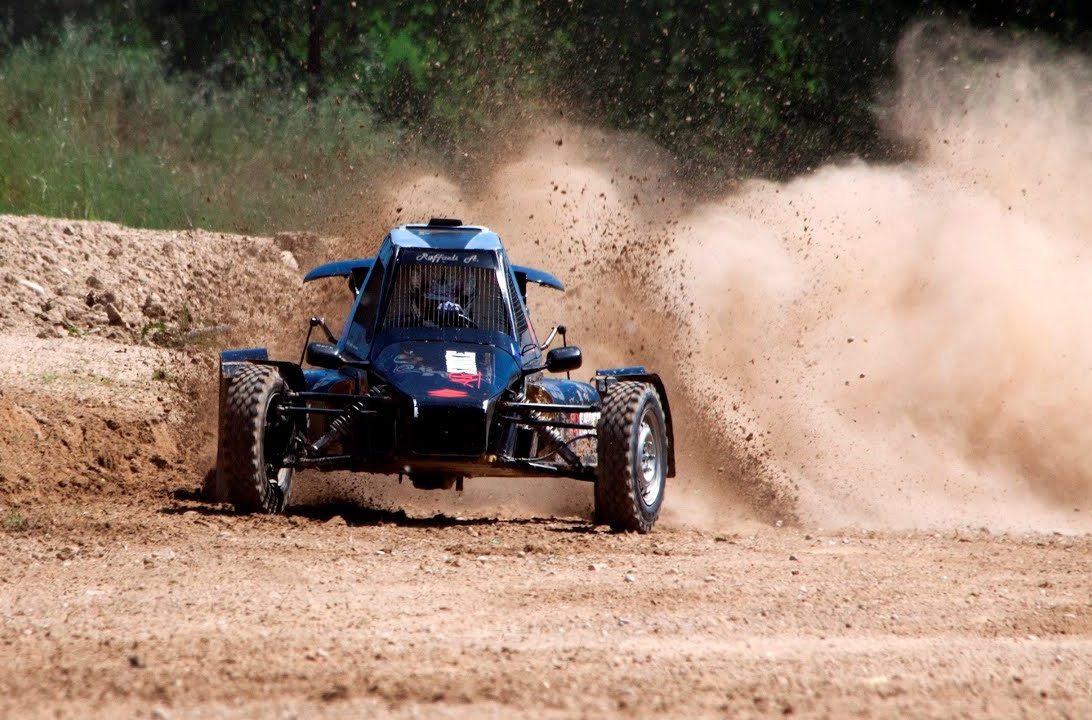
[216,219,674,532]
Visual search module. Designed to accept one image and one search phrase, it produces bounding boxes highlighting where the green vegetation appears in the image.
[0,24,394,232]
[0,2,1089,231]
[2,508,28,532]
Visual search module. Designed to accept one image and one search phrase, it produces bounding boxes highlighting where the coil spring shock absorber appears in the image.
[308,400,369,456]
[510,390,583,468]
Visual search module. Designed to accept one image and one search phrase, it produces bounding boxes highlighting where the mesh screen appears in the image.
[382,261,509,334]
[505,268,529,338]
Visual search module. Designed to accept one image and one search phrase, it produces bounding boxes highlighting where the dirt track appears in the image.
[1,215,1091,718]
[3,494,1091,718]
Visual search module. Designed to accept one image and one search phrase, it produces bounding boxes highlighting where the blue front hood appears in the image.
[374,342,521,457]
[374,341,520,403]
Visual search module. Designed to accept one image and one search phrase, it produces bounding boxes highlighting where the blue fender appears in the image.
[219,348,305,390]
[219,347,268,380]
[595,367,676,477]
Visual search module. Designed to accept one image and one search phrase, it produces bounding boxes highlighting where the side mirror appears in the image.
[546,345,582,373]
[306,342,344,369]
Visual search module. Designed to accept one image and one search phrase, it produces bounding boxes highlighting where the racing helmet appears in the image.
[424,269,472,305]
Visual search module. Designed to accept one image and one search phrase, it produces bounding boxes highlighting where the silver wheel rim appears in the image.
[637,409,664,507]
[265,389,293,499]
[274,468,293,493]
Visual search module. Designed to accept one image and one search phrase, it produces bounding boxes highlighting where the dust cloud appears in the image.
[308,22,1092,532]
[678,22,1092,531]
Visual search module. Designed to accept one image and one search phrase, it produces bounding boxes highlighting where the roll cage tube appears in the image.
[361,247,535,361]
[337,244,392,361]
[311,245,548,374]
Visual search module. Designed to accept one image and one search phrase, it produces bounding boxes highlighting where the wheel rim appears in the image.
[263,391,295,494]
[273,467,293,492]
[636,409,664,507]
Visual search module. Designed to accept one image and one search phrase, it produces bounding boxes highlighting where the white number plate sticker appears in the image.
[445,351,478,374]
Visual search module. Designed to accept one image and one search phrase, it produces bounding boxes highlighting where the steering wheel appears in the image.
[437,305,477,329]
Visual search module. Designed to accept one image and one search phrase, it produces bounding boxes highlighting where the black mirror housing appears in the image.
[306,342,344,369]
[546,345,582,373]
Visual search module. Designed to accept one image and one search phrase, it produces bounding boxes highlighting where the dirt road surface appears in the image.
[3,494,1091,718]
[1,215,1090,718]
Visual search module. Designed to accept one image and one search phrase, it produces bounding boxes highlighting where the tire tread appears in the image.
[219,365,285,513]
[595,381,665,533]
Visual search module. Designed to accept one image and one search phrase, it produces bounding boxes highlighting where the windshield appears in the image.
[380,251,510,335]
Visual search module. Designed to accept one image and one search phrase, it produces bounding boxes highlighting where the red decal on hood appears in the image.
[428,388,468,398]
[448,372,482,388]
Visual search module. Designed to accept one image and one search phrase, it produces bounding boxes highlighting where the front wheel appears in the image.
[594,382,667,533]
[218,365,296,513]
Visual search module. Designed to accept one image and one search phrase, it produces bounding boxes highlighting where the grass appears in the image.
[0,23,397,233]
[2,508,27,532]
[33,370,116,388]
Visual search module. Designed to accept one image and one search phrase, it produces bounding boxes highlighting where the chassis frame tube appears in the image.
[498,402,599,414]
[278,405,369,416]
[287,391,392,404]
[496,415,597,431]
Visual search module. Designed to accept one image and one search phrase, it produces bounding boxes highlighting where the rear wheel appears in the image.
[594,381,667,533]
[218,365,296,513]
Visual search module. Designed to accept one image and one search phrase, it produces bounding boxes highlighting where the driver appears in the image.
[410,266,476,327]
[425,270,469,311]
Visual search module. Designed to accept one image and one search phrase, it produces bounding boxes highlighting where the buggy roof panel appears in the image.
[390,224,502,251]
[301,226,564,293]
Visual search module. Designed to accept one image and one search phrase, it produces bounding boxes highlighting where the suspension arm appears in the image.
[496,415,597,431]
[497,402,599,414]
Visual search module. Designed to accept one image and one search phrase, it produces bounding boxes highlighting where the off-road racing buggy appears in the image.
[215,219,674,532]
